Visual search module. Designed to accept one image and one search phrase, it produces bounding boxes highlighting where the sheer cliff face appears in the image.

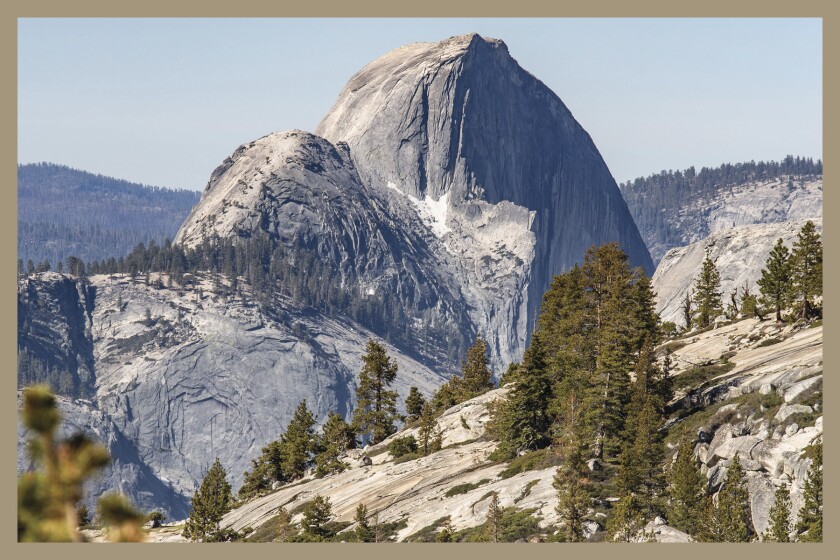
[317,33,652,354]
[178,34,652,368]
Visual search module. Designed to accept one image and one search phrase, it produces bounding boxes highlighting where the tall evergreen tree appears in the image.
[299,495,332,541]
[354,503,375,542]
[795,443,822,542]
[417,402,442,456]
[183,458,233,541]
[485,492,502,543]
[607,494,645,542]
[352,340,399,444]
[279,400,317,480]
[314,411,356,478]
[456,337,495,401]
[764,483,791,542]
[790,221,822,321]
[667,434,706,536]
[274,507,294,542]
[757,238,793,322]
[692,253,722,328]
[404,386,425,422]
[494,335,552,455]
[553,463,589,542]
[714,454,753,542]
[681,289,693,331]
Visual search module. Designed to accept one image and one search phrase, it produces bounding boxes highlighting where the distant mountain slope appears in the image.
[18,163,200,267]
[620,158,822,265]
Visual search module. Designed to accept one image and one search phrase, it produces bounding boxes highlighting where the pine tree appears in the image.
[352,339,399,444]
[275,507,294,542]
[354,503,375,542]
[457,337,494,401]
[485,492,502,543]
[279,400,317,480]
[183,458,233,541]
[757,238,792,322]
[95,493,146,542]
[667,434,706,535]
[607,494,645,542]
[314,411,356,477]
[17,385,110,542]
[764,483,791,542]
[494,335,552,455]
[300,495,332,541]
[795,443,822,542]
[404,386,425,422]
[681,289,693,331]
[554,463,590,542]
[790,221,822,321]
[435,518,455,542]
[714,454,753,542]
[740,284,764,321]
[417,402,442,456]
[692,253,722,328]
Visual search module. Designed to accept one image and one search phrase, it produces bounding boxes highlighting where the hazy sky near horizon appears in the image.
[19,18,821,190]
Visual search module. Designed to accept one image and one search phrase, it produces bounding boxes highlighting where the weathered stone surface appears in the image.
[317,33,653,363]
[783,375,822,403]
[746,473,777,536]
[775,404,813,423]
[652,220,822,325]
[624,175,822,266]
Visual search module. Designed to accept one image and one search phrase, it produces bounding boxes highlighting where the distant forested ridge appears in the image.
[619,156,822,264]
[18,163,200,267]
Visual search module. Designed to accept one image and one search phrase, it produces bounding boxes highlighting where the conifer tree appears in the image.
[95,493,146,542]
[436,518,455,542]
[275,507,294,542]
[795,443,822,542]
[417,402,442,456]
[279,400,317,480]
[554,463,589,542]
[681,289,693,332]
[740,284,764,320]
[183,458,233,541]
[354,503,375,542]
[17,385,111,542]
[714,454,753,542]
[300,495,332,541]
[790,221,822,321]
[607,494,645,542]
[456,337,495,401]
[757,238,793,322]
[764,483,791,542]
[692,253,722,328]
[352,339,399,444]
[485,492,502,543]
[314,411,357,477]
[404,387,425,422]
[667,434,706,535]
[495,335,552,455]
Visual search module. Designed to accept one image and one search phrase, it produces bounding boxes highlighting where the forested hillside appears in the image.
[18,163,199,268]
[620,157,822,264]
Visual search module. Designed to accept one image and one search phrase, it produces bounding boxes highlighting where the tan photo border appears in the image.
[0,1,833,558]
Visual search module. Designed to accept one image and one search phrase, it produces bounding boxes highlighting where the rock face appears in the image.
[623,176,822,265]
[651,219,822,326]
[317,33,652,361]
[665,318,822,537]
[18,272,446,518]
[17,393,191,519]
[177,33,652,371]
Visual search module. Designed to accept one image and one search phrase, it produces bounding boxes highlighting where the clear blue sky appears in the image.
[19,18,822,190]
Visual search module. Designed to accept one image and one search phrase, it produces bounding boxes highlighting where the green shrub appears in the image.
[404,516,452,542]
[756,337,783,348]
[393,452,422,464]
[673,362,736,391]
[388,435,418,459]
[444,479,492,498]
[499,448,559,480]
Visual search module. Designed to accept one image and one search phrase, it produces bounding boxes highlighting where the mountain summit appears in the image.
[178,33,652,367]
